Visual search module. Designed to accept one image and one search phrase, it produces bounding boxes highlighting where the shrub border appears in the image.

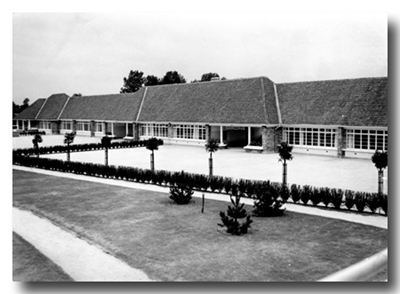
[12,153,387,216]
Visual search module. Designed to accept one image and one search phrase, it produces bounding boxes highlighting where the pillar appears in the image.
[248,126,251,145]
[262,126,278,152]
[90,120,95,137]
[337,127,346,158]
[205,124,210,141]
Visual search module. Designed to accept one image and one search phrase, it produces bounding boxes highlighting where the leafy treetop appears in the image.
[277,141,293,163]
[372,149,388,170]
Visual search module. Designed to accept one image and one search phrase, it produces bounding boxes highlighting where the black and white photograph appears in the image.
[5,0,398,292]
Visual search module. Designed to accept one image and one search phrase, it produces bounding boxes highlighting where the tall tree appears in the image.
[160,71,186,85]
[146,138,160,172]
[205,138,219,177]
[120,70,145,93]
[101,136,112,166]
[277,141,293,187]
[200,72,220,82]
[64,131,76,162]
[144,75,160,86]
[32,134,43,158]
[371,149,388,196]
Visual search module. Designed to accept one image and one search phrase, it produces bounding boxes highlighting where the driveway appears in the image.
[13,135,388,193]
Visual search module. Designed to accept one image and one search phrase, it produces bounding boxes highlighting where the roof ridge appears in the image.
[273,83,282,124]
[142,76,265,90]
[276,76,387,85]
[34,98,48,120]
[259,78,269,125]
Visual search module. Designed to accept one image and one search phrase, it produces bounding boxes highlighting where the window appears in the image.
[346,129,387,151]
[61,121,72,130]
[140,124,168,138]
[174,124,206,140]
[96,122,103,133]
[39,121,51,129]
[283,127,337,148]
[76,121,90,131]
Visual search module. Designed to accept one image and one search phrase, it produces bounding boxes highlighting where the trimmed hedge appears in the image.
[13,138,163,156]
[12,153,387,216]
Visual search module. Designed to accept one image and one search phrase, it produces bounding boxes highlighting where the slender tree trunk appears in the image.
[209,153,213,178]
[282,161,287,186]
[150,151,155,172]
[105,148,108,166]
[378,169,383,196]
[67,143,70,162]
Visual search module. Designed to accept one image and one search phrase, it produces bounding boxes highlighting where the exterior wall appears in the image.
[291,146,338,156]
[262,126,276,152]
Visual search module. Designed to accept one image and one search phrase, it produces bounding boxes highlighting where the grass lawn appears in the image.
[12,170,388,282]
[13,232,73,282]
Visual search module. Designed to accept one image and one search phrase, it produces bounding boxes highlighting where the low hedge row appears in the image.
[12,154,387,216]
[18,130,46,136]
[13,138,164,156]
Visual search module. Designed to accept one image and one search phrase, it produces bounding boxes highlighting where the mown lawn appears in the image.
[12,170,388,281]
[13,232,73,282]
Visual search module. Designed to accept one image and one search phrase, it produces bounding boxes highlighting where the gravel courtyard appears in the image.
[13,135,388,194]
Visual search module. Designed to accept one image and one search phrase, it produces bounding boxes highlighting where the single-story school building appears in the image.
[14,76,387,159]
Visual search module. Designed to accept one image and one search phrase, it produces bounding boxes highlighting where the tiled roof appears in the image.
[36,93,70,120]
[15,76,388,128]
[14,98,46,120]
[276,77,388,127]
[138,77,279,125]
[59,90,145,121]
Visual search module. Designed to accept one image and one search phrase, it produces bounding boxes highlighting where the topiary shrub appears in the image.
[365,193,380,214]
[218,194,253,235]
[320,187,332,208]
[310,187,322,206]
[279,184,290,203]
[354,192,366,213]
[331,188,343,210]
[169,183,194,205]
[380,194,388,215]
[344,190,355,210]
[231,182,239,196]
[300,185,311,205]
[290,184,301,203]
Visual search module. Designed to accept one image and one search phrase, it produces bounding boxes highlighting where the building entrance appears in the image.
[224,127,248,147]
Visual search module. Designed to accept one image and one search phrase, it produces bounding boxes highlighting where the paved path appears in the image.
[13,207,152,282]
[12,165,387,281]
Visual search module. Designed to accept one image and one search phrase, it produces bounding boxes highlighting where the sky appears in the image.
[11,8,388,105]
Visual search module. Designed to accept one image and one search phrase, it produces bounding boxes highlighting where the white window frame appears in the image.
[61,121,72,130]
[76,121,91,132]
[283,127,337,148]
[346,129,388,151]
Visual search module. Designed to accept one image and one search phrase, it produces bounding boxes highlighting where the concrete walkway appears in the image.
[12,165,388,282]
[13,207,152,282]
